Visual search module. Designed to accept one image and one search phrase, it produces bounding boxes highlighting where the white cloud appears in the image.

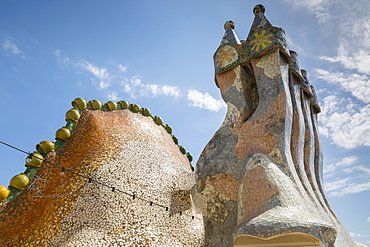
[343,165,370,175]
[326,180,370,197]
[1,36,23,55]
[350,232,369,238]
[122,76,181,99]
[316,69,370,104]
[187,90,226,112]
[140,83,180,98]
[54,50,111,90]
[319,95,370,149]
[107,91,120,101]
[367,217,370,223]
[98,81,110,89]
[161,85,181,97]
[147,84,160,95]
[307,1,370,76]
[285,0,330,23]
[295,0,370,152]
[285,34,304,54]
[325,177,351,193]
[131,76,142,86]
[80,62,110,89]
[324,155,370,197]
[334,156,358,167]
[288,1,370,76]
[142,84,180,97]
[118,64,127,72]
[124,84,131,93]
[82,62,109,81]
[321,44,370,75]
[54,50,181,101]
[324,156,357,174]
[55,49,73,66]
[324,159,370,196]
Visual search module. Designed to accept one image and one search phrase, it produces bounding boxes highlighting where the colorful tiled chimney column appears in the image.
[196,5,360,247]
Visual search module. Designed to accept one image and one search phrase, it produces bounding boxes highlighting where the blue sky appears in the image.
[1,0,369,244]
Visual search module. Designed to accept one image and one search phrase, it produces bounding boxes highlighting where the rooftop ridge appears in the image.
[0,98,193,204]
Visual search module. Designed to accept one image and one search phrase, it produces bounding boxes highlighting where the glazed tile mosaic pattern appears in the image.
[0,4,366,247]
[196,4,362,247]
[0,109,203,246]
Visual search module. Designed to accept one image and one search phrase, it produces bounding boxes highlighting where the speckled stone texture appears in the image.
[196,48,360,246]
[0,109,204,246]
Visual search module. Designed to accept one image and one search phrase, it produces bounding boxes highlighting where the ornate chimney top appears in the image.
[214,4,290,75]
[224,20,235,30]
[253,4,265,14]
[248,4,272,37]
[220,20,241,45]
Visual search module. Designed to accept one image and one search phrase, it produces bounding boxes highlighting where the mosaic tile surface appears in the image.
[0,110,204,246]
[0,4,366,247]
[197,5,363,247]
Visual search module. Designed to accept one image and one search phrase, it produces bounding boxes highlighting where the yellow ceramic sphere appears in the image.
[55,127,71,142]
[141,108,151,117]
[105,101,117,110]
[36,140,55,153]
[72,97,87,110]
[26,151,44,167]
[0,185,10,201]
[119,100,129,109]
[154,116,163,125]
[130,103,140,113]
[164,124,172,134]
[186,153,193,162]
[10,174,29,190]
[179,145,186,154]
[65,108,80,122]
[89,99,102,110]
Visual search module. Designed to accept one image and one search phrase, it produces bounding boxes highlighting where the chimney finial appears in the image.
[253,4,265,15]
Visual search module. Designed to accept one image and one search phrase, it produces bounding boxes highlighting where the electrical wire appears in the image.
[0,139,202,220]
